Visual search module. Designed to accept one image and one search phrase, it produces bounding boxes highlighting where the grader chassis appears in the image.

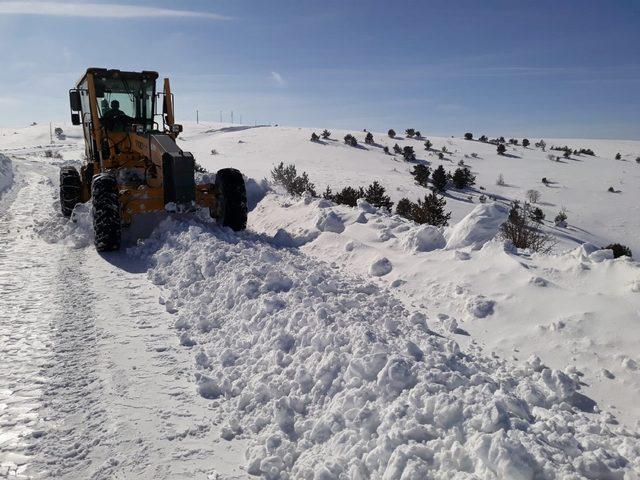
[61,67,247,251]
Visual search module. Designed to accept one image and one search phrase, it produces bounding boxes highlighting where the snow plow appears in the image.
[62,67,247,251]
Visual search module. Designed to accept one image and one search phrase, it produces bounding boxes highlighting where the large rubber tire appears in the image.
[59,166,81,217]
[92,174,121,252]
[213,168,247,231]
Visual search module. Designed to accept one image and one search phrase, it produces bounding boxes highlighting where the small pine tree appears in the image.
[479,135,488,142]
[321,129,331,139]
[344,134,358,147]
[393,143,402,154]
[310,132,320,142]
[383,146,390,154]
[464,132,473,140]
[322,185,333,200]
[365,132,374,145]
[414,131,422,138]
[364,181,393,210]
[522,138,530,147]
[530,207,545,223]
[462,167,475,186]
[424,140,433,150]
[615,153,622,160]
[438,152,444,160]
[554,210,567,227]
[497,144,506,155]
[411,192,451,227]
[563,149,570,159]
[431,165,448,192]
[402,145,416,161]
[442,146,448,153]
[405,128,415,137]
[499,136,506,143]
[452,168,467,189]
[411,164,430,187]
[396,198,413,219]
[388,129,396,138]
[605,243,632,258]
[333,186,364,207]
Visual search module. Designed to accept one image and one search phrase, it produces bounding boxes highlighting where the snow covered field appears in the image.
[1,123,639,479]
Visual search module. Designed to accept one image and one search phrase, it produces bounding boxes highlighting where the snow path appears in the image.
[0,158,247,479]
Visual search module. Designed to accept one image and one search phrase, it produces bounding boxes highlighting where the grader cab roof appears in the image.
[76,68,159,87]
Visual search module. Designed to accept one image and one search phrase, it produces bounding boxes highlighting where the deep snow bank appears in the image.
[445,203,509,250]
[134,219,639,480]
[0,153,13,197]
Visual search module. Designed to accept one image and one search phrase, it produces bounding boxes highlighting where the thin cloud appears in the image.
[270,71,286,87]
[0,1,230,20]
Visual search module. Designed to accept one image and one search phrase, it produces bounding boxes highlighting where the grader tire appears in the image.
[59,166,81,217]
[92,174,121,252]
[213,168,247,231]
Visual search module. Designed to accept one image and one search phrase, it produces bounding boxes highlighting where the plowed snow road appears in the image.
[0,157,247,479]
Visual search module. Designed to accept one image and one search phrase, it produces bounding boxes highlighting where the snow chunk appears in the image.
[589,249,614,263]
[401,225,446,253]
[446,203,508,250]
[466,295,495,318]
[357,198,377,213]
[315,211,345,233]
[369,257,393,276]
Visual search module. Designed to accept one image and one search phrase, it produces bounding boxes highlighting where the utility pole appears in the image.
[196,109,199,124]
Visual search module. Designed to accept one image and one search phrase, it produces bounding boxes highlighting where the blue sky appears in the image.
[0,0,638,139]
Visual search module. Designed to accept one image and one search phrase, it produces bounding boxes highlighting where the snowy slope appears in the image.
[1,123,640,479]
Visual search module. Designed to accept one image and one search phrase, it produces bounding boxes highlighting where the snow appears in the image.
[1,122,640,478]
[445,203,508,250]
[0,153,12,197]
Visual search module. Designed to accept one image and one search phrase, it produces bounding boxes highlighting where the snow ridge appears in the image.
[0,153,13,197]
[135,218,639,480]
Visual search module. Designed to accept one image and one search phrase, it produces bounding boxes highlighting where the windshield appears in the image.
[95,76,154,129]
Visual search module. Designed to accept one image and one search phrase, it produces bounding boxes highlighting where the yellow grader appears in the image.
[62,67,247,251]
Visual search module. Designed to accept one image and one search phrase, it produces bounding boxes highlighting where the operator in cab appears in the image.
[101,100,131,132]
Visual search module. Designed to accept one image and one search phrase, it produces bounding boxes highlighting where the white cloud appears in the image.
[0,1,230,20]
[270,71,286,87]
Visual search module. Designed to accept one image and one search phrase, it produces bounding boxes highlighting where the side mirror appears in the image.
[71,112,81,125]
[69,90,81,111]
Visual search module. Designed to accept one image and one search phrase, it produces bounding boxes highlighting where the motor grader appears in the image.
[61,67,247,251]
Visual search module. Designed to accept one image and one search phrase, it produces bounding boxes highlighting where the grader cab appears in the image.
[62,67,247,251]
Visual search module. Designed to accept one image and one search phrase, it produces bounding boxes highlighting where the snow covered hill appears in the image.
[1,123,640,479]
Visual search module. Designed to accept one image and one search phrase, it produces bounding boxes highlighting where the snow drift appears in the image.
[445,203,509,250]
[134,219,640,480]
[0,153,13,197]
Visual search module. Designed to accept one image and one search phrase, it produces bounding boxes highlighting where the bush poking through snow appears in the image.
[500,202,554,253]
[479,135,488,142]
[411,164,430,187]
[321,129,331,139]
[522,138,530,147]
[530,207,545,223]
[424,139,433,150]
[431,165,448,192]
[605,243,632,259]
[464,132,473,140]
[344,134,358,147]
[497,143,507,155]
[194,162,208,173]
[383,146,390,155]
[554,209,568,227]
[496,173,505,186]
[210,149,219,155]
[364,181,394,210]
[393,143,402,154]
[615,152,622,160]
[405,128,415,138]
[310,132,320,142]
[526,189,541,203]
[270,162,317,197]
[388,128,396,138]
[411,192,451,227]
[365,132,374,145]
[402,145,416,161]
